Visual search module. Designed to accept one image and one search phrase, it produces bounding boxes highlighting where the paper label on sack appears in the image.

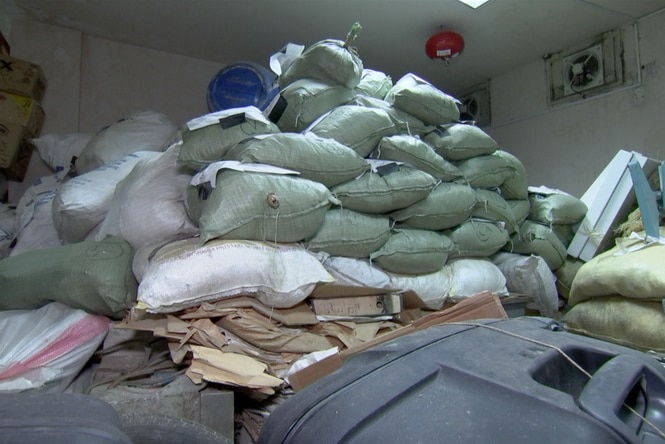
[190,160,300,188]
[269,42,305,76]
[528,185,572,196]
[613,231,665,255]
[366,158,404,174]
[186,106,271,131]
[284,347,339,381]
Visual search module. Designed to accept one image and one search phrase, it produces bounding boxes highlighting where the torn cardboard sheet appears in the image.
[288,291,507,391]
[216,308,342,353]
[179,296,318,326]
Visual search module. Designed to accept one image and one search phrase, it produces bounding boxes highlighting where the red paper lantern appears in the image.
[425,30,465,61]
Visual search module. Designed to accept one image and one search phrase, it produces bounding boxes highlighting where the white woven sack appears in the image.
[491,252,559,318]
[10,172,65,257]
[91,144,197,253]
[446,258,508,303]
[53,151,159,244]
[75,111,178,174]
[137,238,334,312]
[0,204,15,259]
[0,302,109,393]
[32,132,93,172]
[320,255,452,310]
[388,266,453,310]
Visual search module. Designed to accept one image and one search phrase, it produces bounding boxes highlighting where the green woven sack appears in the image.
[346,95,433,137]
[370,228,453,275]
[504,220,568,270]
[178,107,280,171]
[187,168,337,244]
[455,152,517,189]
[390,182,476,230]
[0,236,137,318]
[304,208,391,258]
[446,219,510,258]
[227,132,370,188]
[331,162,437,214]
[355,68,393,99]
[385,73,461,126]
[279,39,363,89]
[423,123,498,161]
[372,134,461,181]
[495,150,529,200]
[507,199,530,225]
[272,79,355,133]
[472,189,518,233]
[528,188,588,225]
[307,105,397,157]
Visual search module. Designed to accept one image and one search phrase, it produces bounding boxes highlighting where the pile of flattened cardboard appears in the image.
[116,289,508,398]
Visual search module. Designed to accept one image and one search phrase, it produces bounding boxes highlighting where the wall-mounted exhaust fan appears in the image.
[545,24,640,106]
[562,44,604,96]
[459,83,491,127]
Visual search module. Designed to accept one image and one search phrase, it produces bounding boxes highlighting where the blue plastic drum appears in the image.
[206,62,279,112]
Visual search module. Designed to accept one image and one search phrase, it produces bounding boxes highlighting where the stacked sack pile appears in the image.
[562,223,665,354]
[0,28,588,398]
[491,185,588,317]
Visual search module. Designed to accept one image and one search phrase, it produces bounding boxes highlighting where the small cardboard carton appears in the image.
[0,54,47,102]
[0,120,29,168]
[308,284,404,318]
[1,139,34,183]
[0,31,9,56]
[0,90,45,137]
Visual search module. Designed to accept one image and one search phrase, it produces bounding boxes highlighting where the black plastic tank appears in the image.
[259,317,665,444]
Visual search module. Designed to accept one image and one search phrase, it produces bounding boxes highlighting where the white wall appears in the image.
[4,18,221,134]
[485,10,665,197]
[3,11,665,199]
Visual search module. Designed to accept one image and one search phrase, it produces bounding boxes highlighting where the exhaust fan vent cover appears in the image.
[545,24,640,106]
[459,83,491,127]
[562,44,604,96]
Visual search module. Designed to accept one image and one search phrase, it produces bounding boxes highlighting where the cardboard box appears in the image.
[1,137,34,182]
[0,120,29,168]
[310,293,403,317]
[0,31,9,56]
[567,150,660,261]
[0,90,45,137]
[0,54,47,102]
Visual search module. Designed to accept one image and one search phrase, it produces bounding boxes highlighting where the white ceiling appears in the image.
[3,0,665,95]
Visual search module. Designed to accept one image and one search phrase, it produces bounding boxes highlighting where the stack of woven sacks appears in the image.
[0,33,586,398]
[562,227,665,354]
